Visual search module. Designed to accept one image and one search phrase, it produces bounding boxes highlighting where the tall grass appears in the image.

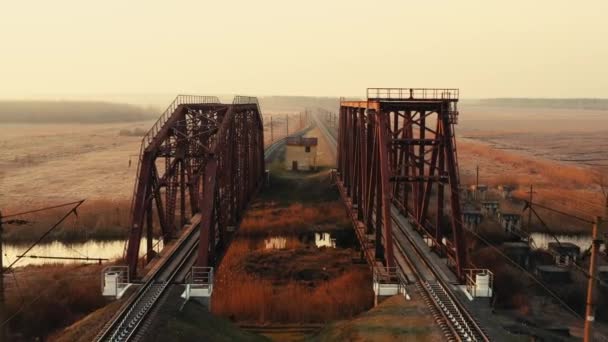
[460,140,605,225]
[459,141,596,188]
[239,202,349,238]
[4,263,107,340]
[212,269,373,323]
[2,199,132,243]
[212,164,372,323]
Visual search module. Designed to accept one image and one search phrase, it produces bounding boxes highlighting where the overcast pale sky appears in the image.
[1,0,607,99]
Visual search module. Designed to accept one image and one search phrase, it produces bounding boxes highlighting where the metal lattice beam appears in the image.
[336,88,467,278]
[125,95,264,278]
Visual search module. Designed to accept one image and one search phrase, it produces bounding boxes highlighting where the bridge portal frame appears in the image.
[337,88,467,278]
[125,95,265,278]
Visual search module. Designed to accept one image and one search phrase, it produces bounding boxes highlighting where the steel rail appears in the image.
[95,227,200,342]
[391,212,489,342]
[313,111,490,342]
[97,125,310,342]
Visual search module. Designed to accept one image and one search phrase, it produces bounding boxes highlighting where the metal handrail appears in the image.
[367,88,459,101]
[123,95,220,260]
[190,266,214,287]
[233,95,263,125]
[128,95,220,216]
[463,268,494,298]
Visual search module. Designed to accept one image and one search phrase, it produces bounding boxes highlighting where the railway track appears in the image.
[313,111,490,342]
[95,226,200,342]
[95,126,313,342]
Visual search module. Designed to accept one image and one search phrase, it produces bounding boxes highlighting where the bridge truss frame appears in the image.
[125,95,265,278]
[336,88,468,278]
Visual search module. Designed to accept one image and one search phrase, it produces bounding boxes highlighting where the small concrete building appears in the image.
[498,212,522,234]
[459,185,471,201]
[503,242,531,269]
[481,201,500,217]
[547,242,580,267]
[463,210,484,231]
[536,265,571,283]
[470,184,489,201]
[598,266,608,283]
[498,185,516,199]
[285,136,318,171]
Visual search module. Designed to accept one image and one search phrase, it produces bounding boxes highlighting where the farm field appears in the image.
[456,104,608,230]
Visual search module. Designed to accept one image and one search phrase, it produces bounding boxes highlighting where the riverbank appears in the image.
[4,263,112,341]
[2,199,133,244]
[212,153,373,324]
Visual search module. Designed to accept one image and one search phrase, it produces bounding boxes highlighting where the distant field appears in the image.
[462,130,608,167]
[459,104,608,132]
[0,121,151,208]
[456,104,608,229]
[0,100,156,123]
[2,101,606,234]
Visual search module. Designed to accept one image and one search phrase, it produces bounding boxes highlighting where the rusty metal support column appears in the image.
[376,109,395,268]
[584,216,603,342]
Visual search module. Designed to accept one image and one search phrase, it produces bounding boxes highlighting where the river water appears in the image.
[2,238,161,267]
[529,233,593,250]
[2,232,594,268]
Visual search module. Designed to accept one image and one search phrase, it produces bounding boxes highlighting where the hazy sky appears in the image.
[1,0,607,100]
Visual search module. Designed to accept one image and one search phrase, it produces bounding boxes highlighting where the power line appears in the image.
[1,199,85,340]
[461,219,583,320]
[5,200,85,270]
[1,200,84,220]
[525,200,595,224]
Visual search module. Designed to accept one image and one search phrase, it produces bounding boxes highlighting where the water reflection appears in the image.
[315,232,336,248]
[264,236,287,249]
[3,238,161,267]
[263,232,339,250]
[529,233,593,251]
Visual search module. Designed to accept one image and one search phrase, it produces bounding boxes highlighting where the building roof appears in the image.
[502,241,530,249]
[286,136,318,147]
[537,265,569,273]
[499,212,521,218]
[547,242,580,255]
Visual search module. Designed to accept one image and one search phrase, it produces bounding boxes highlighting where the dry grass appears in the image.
[313,296,443,342]
[458,139,605,229]
[212,268,373,323]
[0,121,150,209]
[213,139,372,324]
[4,263,108,340]
[213,201,372,323]
[239,202,349,238]
[2,199,134,243]
[459,140,596,188]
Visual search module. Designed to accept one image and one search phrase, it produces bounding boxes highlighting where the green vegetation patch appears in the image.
[261,162,339,205]
[153,301,269,342]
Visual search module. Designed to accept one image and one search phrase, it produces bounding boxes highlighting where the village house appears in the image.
[284,136,318,171]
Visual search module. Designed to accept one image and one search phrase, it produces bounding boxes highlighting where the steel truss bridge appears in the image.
[314,88,490,341]
[126,95,265,278]
[98,90,490,342]
[336,88,467,278]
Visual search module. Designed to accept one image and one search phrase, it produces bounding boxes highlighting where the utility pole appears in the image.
[584,216,603,342]
[527,185,536,232]
[270,115,274,143]
[476,164,479,189]
[0,210,5,342]
[286,114,289,137]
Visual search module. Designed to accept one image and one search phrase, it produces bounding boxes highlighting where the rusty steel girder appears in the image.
[125,95,265,278]
[336,88,467,278]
